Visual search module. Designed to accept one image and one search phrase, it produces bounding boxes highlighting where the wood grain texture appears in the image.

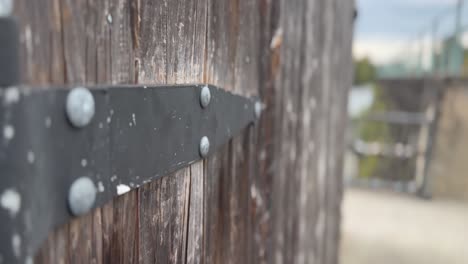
[12,0,354,263]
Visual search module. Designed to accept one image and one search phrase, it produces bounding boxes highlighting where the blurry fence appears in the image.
[350,1,467,195]
[348,80,442,196]
[377,0,468,79]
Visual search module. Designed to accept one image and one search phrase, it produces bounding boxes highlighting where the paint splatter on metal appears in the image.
[97,181,104,192]
[0,189,21,217]
[44,117,52,128]
[116,184,130,195]
[3,87,20,105]
[26,151,34,164]
[11,233,20,258]
[3,125,14,140]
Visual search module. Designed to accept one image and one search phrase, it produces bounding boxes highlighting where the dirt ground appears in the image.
[340,188,468,264]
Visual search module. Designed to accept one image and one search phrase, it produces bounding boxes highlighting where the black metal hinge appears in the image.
[0,16,262,263]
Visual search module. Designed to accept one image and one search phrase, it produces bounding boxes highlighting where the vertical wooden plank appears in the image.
[133,0,167,84]
[203,0,239,262]
[269,0,354,264]
[15,0,71,260]
[251,0,278,263]
[270,0,304,262]
[135,1,207,264]
[139,171,190,263]
[324,1,354,263]
[186,162,204,264]
[68,212,103,263]
[203,145,230,263]
[102,0,138,263]
[109,0,134,84]
[167,0,208,263]
[14,0,57,85]
[232,0,264,263]
[100,202,113,264]
[107,192,139,263]
[58,0,106,262]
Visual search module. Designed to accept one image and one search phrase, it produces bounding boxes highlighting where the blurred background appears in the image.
[341,0,468,263]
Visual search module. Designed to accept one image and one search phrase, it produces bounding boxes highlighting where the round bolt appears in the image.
[0,0,13,17]
[254,101,262,119]
[199,136,210,158]
[66,87,95,128]
[68,177,97,216]
[200,86,211,108]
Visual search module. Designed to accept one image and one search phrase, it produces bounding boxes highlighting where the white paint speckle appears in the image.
[12,233,20,258]
[116,184,130,195]
[24,25,32,56]
[98,122,103,129]
[110,175,117,182]
[3,125,14,140]
[45,117,52,128]
[106,117,111,123]
[132,113,136,126]
[27,150,35,164]
[97,181,105,192]
[129,122,133,127]
[1,189,21,217]
[4,87,20,104]
[106,13,113,24]
[81,159,87,167]
[270,27,283,49]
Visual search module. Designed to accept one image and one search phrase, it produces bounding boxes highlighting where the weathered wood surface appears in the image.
[13,0,353,263]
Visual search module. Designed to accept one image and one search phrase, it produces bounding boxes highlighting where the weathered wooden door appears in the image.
[8,0,353,263]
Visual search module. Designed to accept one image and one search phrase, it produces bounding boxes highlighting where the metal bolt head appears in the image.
[199,136,210,158]
[68,177,97,216]
[0,0,13,17]
[66,87,95,128]
[200,86,211,108]
[254,101,262,119]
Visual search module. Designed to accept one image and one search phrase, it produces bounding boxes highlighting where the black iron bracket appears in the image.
[0,84,259,263]
[0,17,19,87]
[0,13,261,264]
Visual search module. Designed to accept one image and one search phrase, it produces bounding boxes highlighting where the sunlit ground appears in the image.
[340,188,468,264]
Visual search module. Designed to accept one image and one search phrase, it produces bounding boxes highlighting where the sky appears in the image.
[354,0,466,64]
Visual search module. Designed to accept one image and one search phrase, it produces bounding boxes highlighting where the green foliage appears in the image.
[354,58,376,85]
[351,57,392,178]
[358,88,389,142]
[356,85,391,178]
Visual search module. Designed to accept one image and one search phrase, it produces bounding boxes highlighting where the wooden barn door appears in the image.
[11,0,353,263]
